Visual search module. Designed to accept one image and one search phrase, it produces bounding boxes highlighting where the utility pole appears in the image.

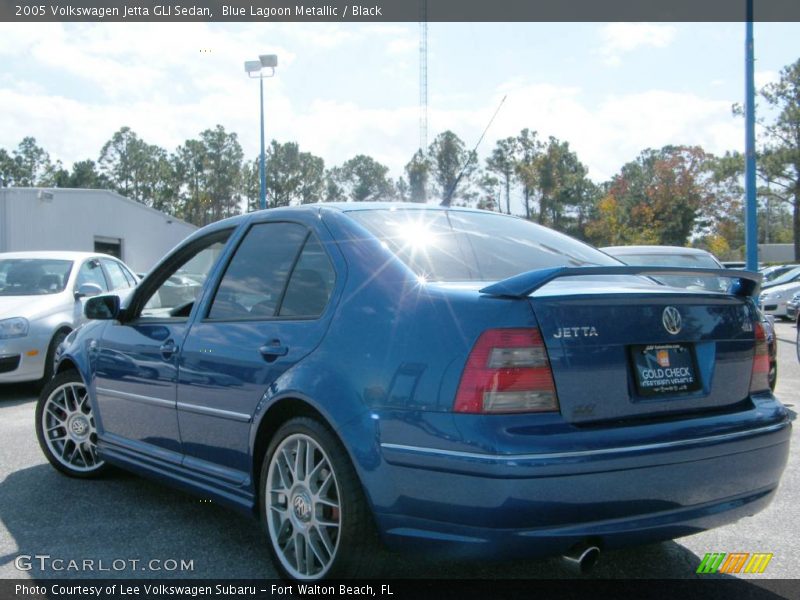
[419,0,428,153]
[744,0,758,270]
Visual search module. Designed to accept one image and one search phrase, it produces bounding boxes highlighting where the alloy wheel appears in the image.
[265,433,341,579]
[40,381,104,473]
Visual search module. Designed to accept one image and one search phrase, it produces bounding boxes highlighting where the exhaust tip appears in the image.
[561,543,601,575]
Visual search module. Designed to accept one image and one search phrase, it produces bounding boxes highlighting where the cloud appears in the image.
[0,22,745,210]
[755,70,780,89]
[598,23,677,67]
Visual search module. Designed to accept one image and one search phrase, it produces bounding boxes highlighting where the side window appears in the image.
[208,222,307,320]
[101,259,132,291]
[76,259,108,292]
[120,264,138,287]
[140,231,232,319]
[279,235,336,317]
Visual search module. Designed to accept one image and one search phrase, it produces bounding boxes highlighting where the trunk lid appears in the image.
[529,277,756,424]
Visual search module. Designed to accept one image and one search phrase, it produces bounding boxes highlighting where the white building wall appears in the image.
[0,188,197,272]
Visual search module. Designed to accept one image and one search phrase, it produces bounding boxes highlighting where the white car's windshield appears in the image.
[0,259,73,296]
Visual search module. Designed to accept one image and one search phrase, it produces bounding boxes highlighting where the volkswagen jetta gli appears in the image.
[36,204,791,580]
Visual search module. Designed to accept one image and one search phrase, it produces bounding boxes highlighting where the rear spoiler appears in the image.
[479,266,762,299]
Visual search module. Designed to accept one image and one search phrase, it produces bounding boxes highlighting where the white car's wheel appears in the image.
[35,370,108,478]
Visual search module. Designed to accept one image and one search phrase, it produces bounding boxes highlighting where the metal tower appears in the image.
[419,0,428,152]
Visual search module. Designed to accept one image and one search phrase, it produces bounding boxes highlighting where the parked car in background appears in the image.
[38,205,789,581]
[761,264,800,284]
[0,251,137,385]
[603,245,777,390]
[760,279,800,320]
[601,246,727,292]
[787,291,800,321]
[762,266,800,290]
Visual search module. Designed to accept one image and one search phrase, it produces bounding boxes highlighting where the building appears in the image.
[0,187,197,272]
[759,244,795,264]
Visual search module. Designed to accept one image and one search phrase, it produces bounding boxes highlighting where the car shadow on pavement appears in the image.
[0,384,41,405]
[0,464,788,591]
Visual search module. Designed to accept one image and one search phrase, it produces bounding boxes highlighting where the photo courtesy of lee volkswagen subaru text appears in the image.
[35,204,791,581]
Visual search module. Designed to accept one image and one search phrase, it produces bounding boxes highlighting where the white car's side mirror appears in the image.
[75,283,104,299]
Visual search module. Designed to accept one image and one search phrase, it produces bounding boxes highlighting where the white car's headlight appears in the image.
[0,317,29,339]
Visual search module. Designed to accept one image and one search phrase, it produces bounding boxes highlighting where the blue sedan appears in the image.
[35,204,790,580]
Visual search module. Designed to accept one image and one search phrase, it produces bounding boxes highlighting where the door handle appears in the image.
[160,339,178,360]
[259,340,288,362]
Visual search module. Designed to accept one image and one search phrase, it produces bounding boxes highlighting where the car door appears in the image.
[176,219,339,484]
[93,230,233,461]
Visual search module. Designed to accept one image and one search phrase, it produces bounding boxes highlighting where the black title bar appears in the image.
[2,0,800,22]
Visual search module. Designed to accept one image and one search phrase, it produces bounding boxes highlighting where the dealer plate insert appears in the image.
[630,343,702,398]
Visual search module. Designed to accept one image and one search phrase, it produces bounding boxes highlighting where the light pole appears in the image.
[245,54,278,211]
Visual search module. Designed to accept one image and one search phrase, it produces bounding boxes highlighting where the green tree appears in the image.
[199,125,244,221]
[514,128,541,219]
[99,127,145,199]
[486,137,518,214]
[336,154,394,202]
[589,145,712,246]
[757,59,800,259]
[428,130,476,204]
[405,149,429,203]
[173,138,210,225]
[9,137,53,186]
[247,141,326,210]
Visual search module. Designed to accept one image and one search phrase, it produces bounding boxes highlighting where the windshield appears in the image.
[767,266,800,287]
[349,209,619,282]
[609,251,727,292]
[0,259,73,296]
[613,252,722,269]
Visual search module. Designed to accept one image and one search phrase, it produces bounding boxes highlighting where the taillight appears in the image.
[454,328,559,414]
[749,320,770,394]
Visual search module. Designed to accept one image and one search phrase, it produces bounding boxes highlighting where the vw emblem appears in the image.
[662,306,682,335]
[293,494,311,521]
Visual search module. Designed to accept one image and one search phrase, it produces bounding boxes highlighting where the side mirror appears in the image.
[85,295,121,320]
[75,283,104,299]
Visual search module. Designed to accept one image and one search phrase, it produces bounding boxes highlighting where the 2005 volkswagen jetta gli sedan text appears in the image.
[35,204,791,580]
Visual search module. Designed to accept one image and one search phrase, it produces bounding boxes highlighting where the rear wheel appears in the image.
[35,370,108,478]
[796,318,800,363]
[260,417,380,580]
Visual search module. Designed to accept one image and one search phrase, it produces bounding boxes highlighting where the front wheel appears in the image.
[35,370,108,478]
[260,417,380,580]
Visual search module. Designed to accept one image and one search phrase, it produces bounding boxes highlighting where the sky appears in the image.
[0,21,798,190]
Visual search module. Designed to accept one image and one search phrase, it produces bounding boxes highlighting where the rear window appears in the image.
[348,209,618,281]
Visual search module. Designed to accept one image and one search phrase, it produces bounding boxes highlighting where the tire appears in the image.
[769,359,778,391]
[796,319,800,364]
[259,417,380,580]
[39,329,69,388]
[35,370,108,478]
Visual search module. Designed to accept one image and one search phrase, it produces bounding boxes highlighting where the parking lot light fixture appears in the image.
[244,54,278,211]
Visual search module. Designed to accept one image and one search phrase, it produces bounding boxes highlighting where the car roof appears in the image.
[0,251,119,261]
[601,245,714,256]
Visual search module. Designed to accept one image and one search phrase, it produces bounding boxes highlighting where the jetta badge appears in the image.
[662,306,682,335]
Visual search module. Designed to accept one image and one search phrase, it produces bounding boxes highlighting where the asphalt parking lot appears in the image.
[0,322,797,581]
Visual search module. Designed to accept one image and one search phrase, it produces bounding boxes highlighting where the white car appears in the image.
[0,251,138,385]
[759,280,800,319]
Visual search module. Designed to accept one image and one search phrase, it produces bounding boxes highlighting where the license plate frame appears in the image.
[630,343,702,398]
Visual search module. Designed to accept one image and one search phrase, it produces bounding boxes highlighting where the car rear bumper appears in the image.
[368,402,791,557]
